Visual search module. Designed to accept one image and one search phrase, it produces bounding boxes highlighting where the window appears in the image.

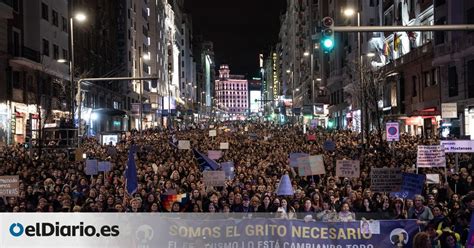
[53,44,59,60]
[62,49,68,60]
[448,66,458,97]
[52,10,58,26]
[412,75,417,97]
[42,39,49,56]
[62,17,67,32]
[434,18,446,45]
[467,60,474,98]
[41,3,48,21]
[424,71,432,87]
[432,68,439,86]
[467,7,474,25]
[12,30,20,57]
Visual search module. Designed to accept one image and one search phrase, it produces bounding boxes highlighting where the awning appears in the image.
[92,108,126,116]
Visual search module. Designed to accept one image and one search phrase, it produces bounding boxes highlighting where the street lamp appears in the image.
[67,12,87,146]
[138,52,150,135]
[303,51,310,57]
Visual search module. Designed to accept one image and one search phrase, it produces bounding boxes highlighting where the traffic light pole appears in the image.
[76,76,158,147]
[332,24,474,32]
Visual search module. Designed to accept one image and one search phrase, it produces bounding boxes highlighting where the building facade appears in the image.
[215,65,248,119]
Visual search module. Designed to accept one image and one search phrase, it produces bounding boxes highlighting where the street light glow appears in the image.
[343,8,355,17]
[316,78,322,81]
[303,51,310,57]
[286,70,291,74]
[366,52,376,57]
[57,59,67,63]
[75,13,87,22]
[142,54,150,60]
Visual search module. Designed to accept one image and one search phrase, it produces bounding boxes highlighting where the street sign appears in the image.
[441,103,457,119]
[440,140,474,153]
[386,122,399,142]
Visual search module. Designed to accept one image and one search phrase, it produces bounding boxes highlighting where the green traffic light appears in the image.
[323,38,334,49]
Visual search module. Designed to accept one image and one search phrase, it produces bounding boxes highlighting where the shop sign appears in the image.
[441,103,457,119]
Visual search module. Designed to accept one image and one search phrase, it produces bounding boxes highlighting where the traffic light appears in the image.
[321,17,335,53]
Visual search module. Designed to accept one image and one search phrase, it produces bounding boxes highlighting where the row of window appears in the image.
[41,2,68,32]
[42,39,68,60]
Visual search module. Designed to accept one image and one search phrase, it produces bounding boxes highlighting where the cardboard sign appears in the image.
[391,173,426,199]
[441,140,474,153]
[417,145,446,168]
[221,162,235,179]
[98,161,112,172]
[336,160,361,178]
[386,122,399,142]
[371,168,402,192]
[85,160,99,176]
[209,130,217,137]
[298,155,325,176]
[290,153,309,168]
[426,174,440,184]
[0,176,19,196]
[178,140,191,150]
[203,171,226,187]
[220,142,229,150]
[208,150,222,160]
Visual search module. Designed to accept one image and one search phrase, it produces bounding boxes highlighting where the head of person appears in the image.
[413,195,424,209]
[412,232,431,248]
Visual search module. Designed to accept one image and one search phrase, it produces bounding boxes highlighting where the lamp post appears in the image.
[63,12,86,147]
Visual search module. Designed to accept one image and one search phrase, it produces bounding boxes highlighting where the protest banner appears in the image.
[298,155,325,176]
[426,174,440,184]
[178,140,191,150]
[417,145,446,168]
[221,162,235,179]
[390,173,426,199]
[219,142,229,150]
[98,161,112,172]
[0,214,420,248]
[203,171,226,187]
[441,140,474,153]
[289,153,309,168]
[0,175,19,196]
[209,130,217,137]
[371,168,402,192]
[85,160,98,176]
[336,160,360,178]
[208,150,223,160]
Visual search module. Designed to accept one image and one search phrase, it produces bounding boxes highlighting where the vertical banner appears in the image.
[386,122,399,142]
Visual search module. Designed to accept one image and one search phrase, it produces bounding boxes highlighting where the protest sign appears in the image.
[98,161,112,172]
[417,145,446,168]
[203,171,226,187]
[336,160,360,178]
[323,140,336,151]
[289,153,309,167]
[75,148,84,162]
[219,142,229,150]
[209,130,217,137]
[208,150,223,160]
[441,140,474,153]
[298,155,325,176]
[85,160,99,176]
[0,176,19,196]
[391,173,426,199]
[426,174,440,184]
[178,140,191,150]
[371,168,402,192]
[221,162,235,179]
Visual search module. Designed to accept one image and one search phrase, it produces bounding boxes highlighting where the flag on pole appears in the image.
[394,33,401,52]
[125,145,138,195]
[193,148,219,171]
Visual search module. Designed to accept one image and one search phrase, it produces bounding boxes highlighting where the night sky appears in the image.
[185,0,287,78]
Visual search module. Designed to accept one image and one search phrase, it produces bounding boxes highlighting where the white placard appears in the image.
[440,140,474,153]
[209,130,217,137]
[386,122,399,142]
[178,140,191,150]
[298,155,325,176]
[220,142,229,150]
[426,174,440,184]
[441,103,457,119]
[336,160,361,178]
[203,171,226,187]
[417,145,446,168]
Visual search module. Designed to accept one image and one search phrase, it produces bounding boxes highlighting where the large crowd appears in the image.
[0,122,473,248]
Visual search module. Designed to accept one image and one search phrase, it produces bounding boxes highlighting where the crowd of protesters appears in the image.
[0,122,473,247]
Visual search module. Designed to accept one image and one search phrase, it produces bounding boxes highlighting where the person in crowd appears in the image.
[412,231,432,248]
[408,195,434,228]
[337,202,355,222]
